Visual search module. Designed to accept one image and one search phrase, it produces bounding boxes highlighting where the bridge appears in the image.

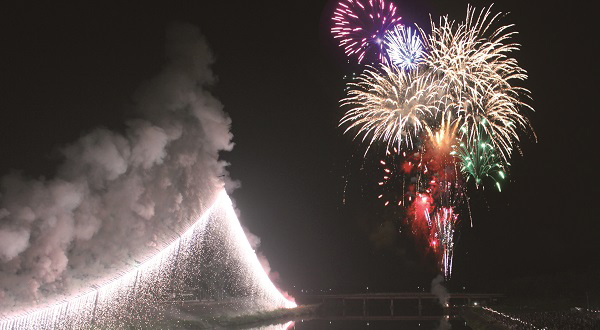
[301,292,504,317]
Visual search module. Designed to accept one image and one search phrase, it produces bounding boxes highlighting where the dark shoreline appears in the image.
[216,304,319,329]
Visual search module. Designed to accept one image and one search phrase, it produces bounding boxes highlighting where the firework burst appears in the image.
[377,147,428,208]
[331,0,402,63]
[336,4,534,280]
[385,25,425,70]
[451,120,506,191]
[419,5,534,162]
[340,63,440,152]
[377,148,406,207]
[425,112,459,154]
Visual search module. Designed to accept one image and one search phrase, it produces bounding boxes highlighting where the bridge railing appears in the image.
[298,292,504,318]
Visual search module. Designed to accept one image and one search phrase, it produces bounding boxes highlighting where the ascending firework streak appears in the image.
[331,0,402,63]
[334,3,535,279]
[427,208,458,279]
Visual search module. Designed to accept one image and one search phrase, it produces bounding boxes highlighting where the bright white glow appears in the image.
[220,192,297,309]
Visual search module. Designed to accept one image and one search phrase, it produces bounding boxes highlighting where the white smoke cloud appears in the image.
[436,317,452,330]
[431,275,452,329]
[431,274,449,307]
[0,228,30,262]
[242,226,281,284]
[0,22,235,314]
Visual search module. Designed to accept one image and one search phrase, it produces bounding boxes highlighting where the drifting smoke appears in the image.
[369,220,397,250]
[244,226,280,283]
[431,275,449,307]
[0,23,237,314]
[431,275,452,329]
[436,318,452,330]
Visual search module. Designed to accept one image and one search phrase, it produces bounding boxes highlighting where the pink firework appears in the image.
[331,0,402,64]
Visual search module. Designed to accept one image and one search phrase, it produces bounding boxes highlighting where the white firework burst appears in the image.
[340,63,441,152]
[419,5,535,161]
[385,25,425,70]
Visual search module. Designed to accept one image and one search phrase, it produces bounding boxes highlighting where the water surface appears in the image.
[244,318,472,329]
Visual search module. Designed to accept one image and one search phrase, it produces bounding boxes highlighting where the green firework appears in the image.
[451,120,507,191]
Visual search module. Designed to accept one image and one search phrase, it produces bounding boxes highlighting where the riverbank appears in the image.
[122,303,319,329]
[462,304,600,330]
[215,304,319,329]
[461,307,516,330]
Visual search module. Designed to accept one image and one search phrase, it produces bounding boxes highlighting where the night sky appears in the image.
[1,0,597,296]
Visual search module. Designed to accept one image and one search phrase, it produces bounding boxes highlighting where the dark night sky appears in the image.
[0,1,597,295]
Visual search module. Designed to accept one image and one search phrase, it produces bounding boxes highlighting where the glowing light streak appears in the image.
[482,306,543,329]
[426,207,458,279]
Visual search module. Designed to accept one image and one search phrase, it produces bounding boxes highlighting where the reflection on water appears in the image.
[242,320,294,330]
[243,318,471,329]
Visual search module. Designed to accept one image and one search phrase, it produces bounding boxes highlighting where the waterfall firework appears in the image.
[0,191,295,329]
[0,22,295,327]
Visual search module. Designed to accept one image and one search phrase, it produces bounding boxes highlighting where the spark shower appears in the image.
[0,22,295,328]
[0,191,295,329]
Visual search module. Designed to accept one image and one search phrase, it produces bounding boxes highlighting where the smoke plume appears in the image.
[0,22,235,313]
[436,317,452,330]
[431,274,449,307]
[431,275,451,329]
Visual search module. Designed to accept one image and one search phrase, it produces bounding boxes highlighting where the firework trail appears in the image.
[385,25,425,70]
[331,0,402,64]
[427,207,458,281]
[377,147,461,279]
[423,114,467,211]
